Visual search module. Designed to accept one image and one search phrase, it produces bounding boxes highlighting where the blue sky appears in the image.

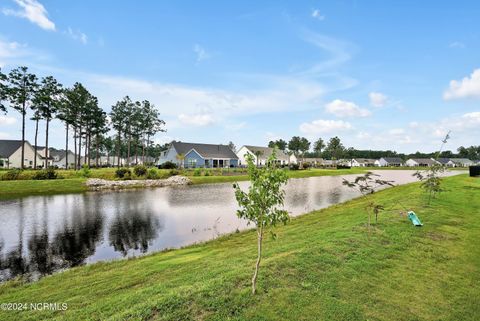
[0,0,479,153]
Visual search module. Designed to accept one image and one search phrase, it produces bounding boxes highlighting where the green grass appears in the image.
[0,178,87,199]
[0,175,478,320]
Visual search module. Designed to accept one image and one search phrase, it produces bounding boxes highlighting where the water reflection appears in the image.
[0,170,463,282]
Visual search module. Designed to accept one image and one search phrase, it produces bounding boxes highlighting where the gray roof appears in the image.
[381,157,403,163]
[449,158,473,164]
[0,140,23,158]
[172,141,238,159]
[353,158,376,163]
[436,158,451,164]
[410,158,438,165]
[242,145,290,161]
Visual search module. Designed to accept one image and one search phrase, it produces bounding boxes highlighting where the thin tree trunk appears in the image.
[135,140,138,165]
[33,118,39,169]
[142,135,146,164]
[127,137,131,167]
[21,107,26,169]
[87,133,91,167]
[78,127,82,169]
[45,118,50,168]
[73,127,77,170]
[117,131,121,168]
[252,226,263,294]
[65,124,69,169]
[95,134,99,168]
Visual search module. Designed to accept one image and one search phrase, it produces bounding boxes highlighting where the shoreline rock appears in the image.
[86,175,192,190]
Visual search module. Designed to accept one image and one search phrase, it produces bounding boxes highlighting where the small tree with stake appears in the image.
[412,131,451,205]
[233,151,289,294]
[342,172,394,233]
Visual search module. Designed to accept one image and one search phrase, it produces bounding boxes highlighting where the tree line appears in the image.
[268,136,480,161]
[0,66,166,169]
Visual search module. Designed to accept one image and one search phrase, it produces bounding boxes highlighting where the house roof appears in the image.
[436,158,452,164]
[353,158,376,164]
[172,141,238,159]
[381,157,403,163]
[0,140,23,158]
[241,145,290,161]
[303,157,324,162]
[410,158,438,165]
[449,158,472,164]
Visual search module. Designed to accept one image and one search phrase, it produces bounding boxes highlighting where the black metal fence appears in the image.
[470,166,480,177]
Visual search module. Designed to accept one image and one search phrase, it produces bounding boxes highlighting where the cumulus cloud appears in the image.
[193,44,211,62]
[311,9,325,20]
[369,92,387,107]
[66,27,88,45]
[449,41,465,49]
[2,0,55,31]
[178,113,216,126]
[325,99,371,118]
[443,68,480,100]
[299,119,352,135]
[0,116,17,126]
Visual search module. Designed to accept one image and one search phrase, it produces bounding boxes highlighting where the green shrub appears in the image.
[1,169,22,180]
[204,170,211,176]
[146,168,159,179]
[159,161,177,169]
[193,168,202,176]
[79,164,91,178]
[133,165,147,177]
[32,168,58,180]
[289,164,300,170]
[169,169,179,176]
[115,168,132,179]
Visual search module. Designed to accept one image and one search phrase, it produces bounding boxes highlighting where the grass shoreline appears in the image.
[0,168,367,199]
[0,174,478,320]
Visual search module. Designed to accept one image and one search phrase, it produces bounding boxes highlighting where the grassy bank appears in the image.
[0,175,478,320]
[0,168,366,198]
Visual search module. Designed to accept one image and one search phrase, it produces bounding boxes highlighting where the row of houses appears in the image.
[0,140,154,169]
[346,157,477,168]
[157,142,297,168]
[2,139,478,169]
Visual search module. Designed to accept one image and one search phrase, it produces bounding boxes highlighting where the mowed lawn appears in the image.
[0,175,479,320]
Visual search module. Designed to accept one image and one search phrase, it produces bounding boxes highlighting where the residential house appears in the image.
[449,158,474,167]
[405,158,439,167]
[236,145,296,166]
[349,158,376,167]
[158,141,239,168]
[436,158,456,167]
[303,157,324,167]
[47,148,77,168]
[375,157,404,167]
[0,140,44,168]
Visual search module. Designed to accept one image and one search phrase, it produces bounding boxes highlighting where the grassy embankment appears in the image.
[0,167,367,198]
[0,174,478,320]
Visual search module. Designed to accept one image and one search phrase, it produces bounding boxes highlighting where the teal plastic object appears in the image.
[408,211,423,226]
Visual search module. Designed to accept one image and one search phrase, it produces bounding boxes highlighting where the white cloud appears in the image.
[388,128,405,135]
[2,0,55,31]
[178,113,215,126]
[443,68,480,100]
[299,119,352,135]
[0,40,24,67]
[325,99,371,118]
[193,44,211,62]
[449,41,465,49]
[0,116,17,126]
[369,92,387,107]
[66,27,88,45]
[311,9,325,20]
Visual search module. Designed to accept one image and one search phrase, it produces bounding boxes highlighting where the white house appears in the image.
[349,158,376,167]
[236,145,296,166]
[405,158,439,167]
[449,158,474,167]
[375,157,404,167]
[0,140,44,168]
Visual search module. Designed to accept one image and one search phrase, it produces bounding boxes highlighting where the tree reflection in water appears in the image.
[108,196,162,256]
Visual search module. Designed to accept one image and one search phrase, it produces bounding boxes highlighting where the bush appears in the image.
[79,164,91,178]
[159,161,177,169]
[1,169,22,180]
[32,168,58,180]
[289,163,300,170]
[146,168,159,179]
[204,170,211,176]
[193,168,202,176]
[133,165,147,177]
[302,162,311,169]
[115,167,132,179]
[169,169,179,176]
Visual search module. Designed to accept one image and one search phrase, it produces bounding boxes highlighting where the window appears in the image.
[188,158,197,168]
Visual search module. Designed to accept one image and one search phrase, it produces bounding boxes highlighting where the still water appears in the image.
[0,170,462,281]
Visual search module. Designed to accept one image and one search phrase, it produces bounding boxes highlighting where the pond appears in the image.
[0,170,462,282]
